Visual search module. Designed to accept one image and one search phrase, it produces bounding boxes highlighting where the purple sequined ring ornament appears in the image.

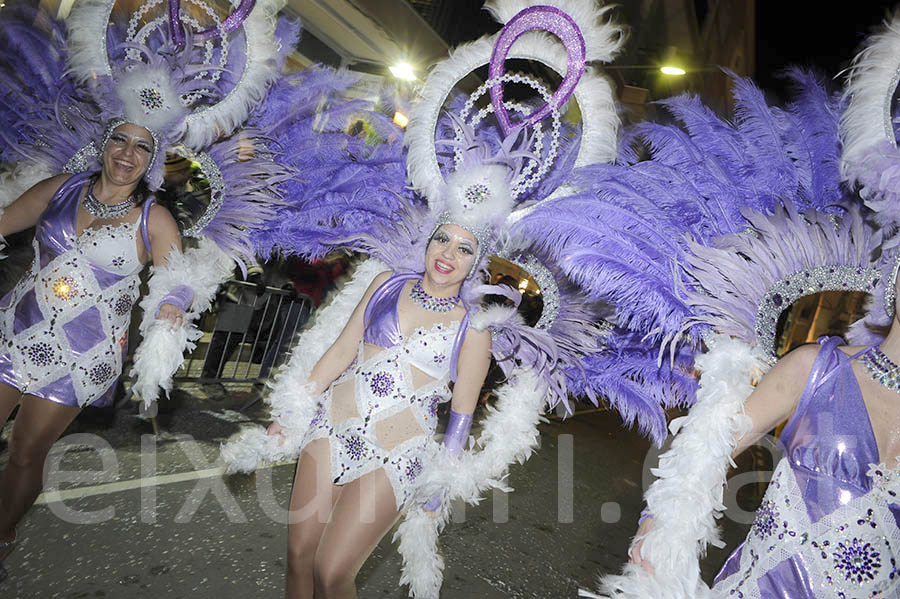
[751,500,779,539]
[410,280,460,313]
[26,342,55,366]
[139,87,165,111]
[88,362,114,385]
[345,435,367,461]
[369,372,394,397]
[461,183,490,210]
[405,458,423,481]
[832,538,881,583]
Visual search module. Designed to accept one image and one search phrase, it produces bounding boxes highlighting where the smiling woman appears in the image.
[0,0,295,583]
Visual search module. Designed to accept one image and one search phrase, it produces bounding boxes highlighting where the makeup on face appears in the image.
[426,225,478,280]
[104,124,154,181]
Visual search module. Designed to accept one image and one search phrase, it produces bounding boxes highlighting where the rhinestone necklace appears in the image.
[861,345,900,393]
[83,179,136,220]
[410,279,460,313]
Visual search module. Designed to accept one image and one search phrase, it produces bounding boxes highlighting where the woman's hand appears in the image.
[628,517,656,575]
[267,421,286,446]
[156,302,185,329]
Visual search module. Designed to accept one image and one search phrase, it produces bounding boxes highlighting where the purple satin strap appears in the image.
[155,284,193,317]
[449,307,470,383]
[363,273,419,348]
[473,283,522,307]
[140,198,154,257]
[780,336,881,523]
[39,172,91,256]
[489,5,586,136]
[168,0,255,47]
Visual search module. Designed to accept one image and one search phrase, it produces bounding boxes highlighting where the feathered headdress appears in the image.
[840,8,900,336]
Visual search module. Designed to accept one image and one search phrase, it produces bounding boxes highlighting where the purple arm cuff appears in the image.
[638,506,652,525]
[442,409,473,454]
[155,284,194,317]
[424,410,473,511]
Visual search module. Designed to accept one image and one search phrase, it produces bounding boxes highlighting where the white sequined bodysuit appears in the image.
[299,273,466,509]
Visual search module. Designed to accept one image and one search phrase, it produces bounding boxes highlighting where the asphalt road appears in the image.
[0,385,760,598]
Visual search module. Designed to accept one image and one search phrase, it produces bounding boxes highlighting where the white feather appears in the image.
[220,260,388,471]
[115,65,188,135]
[131,238,233,406]
[396,368,547,598]
[483,0,626,63]
[591,335,768,599]
[840,12,900,182]
[0,161,55,210]
[180,0,287,148]
[65,0,115,80]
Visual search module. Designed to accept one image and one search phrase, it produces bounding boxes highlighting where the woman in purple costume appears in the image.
[267,222,492,598]
[0,122,184,573]
[629,329,900,597]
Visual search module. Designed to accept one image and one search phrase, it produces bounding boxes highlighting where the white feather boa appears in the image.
[220,259,388,472]
[131,238,233,406]
[0,161,55,211]
[395,368,547,599]
[586,335,768,599]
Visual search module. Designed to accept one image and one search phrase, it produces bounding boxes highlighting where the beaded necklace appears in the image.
[410,279,460,313]
[861,345,900,393]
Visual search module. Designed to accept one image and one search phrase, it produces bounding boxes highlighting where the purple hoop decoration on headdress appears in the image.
[488,5,586,137]
[168,0,257,47]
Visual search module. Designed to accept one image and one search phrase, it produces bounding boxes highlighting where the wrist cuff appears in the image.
[155,284,194,317]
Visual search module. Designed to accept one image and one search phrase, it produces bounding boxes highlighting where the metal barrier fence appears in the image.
[175,280,312,385]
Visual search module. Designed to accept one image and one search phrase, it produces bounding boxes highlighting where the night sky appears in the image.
[756,2,898,99]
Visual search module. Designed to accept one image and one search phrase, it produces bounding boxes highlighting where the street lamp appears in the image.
[660,65,686,76]
[389,62,417,81]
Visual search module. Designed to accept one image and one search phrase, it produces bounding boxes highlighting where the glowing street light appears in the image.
[660,65,686,76]
[389,62,417,81]
[393,111,409,128]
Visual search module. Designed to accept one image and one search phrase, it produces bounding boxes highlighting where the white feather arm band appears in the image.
[588,335,767,599]
[221,259,388,473]
[395,368,547,598]
[131,238,233,406]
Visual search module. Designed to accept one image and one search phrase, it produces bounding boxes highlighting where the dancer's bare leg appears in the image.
[0,394,80,558]
[285,438,340,599]
[312,468,401,599]
[0,382,21,430]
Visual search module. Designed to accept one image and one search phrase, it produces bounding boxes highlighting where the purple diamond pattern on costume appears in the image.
[370,372,394,397]
[13,289,43,334]
[832,538,881,584]
[26,341,56,367]
[62,307,106,353]
[89,263,126,290]
[751,499,779,539]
